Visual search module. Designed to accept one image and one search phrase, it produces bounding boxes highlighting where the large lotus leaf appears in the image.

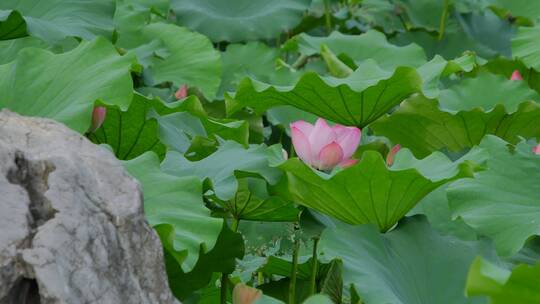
[154,112,249,153]
[489,0,540,25]
[161,141,284,200]
[171,0,311,43]
[118,23,221,99]
[227,60,422,127]
[87,93,178,160]
[113,0,169,33]
[319,216,493,304]
[466,257,540,304]
[0,10,26,40]
[396,0,447,31]
[512,24,540,71]
[354,0,406,34]
[439,72,540,112]
[161,223,244,299]
[371,95,540,158]
[392,10,511,59]
[123,152,223,272]
[417,53,478,98]
[286,30,427,71]
[0,36,47,64]
[448,136,540,257]
[218,42,298,98]
[222,178,300,222]
[0,0,115,43]
[0,37,134,133]
[409,186,478,241]
[280,147,481,231]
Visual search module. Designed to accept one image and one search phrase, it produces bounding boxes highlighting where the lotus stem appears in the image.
[288,231,300,304]
[438,0,450,40]
[309,236,320,296]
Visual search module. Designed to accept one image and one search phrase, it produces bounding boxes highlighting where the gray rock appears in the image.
[0,110,178,304]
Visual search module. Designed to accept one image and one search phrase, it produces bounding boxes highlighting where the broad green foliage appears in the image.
[171,0,311,42]
[512,24,540,71]
[2,0,540,303]
[118,23,222,99]
[162,141,284,200]
[0,0,115,43]
[123,152,223,272]
[319,216,493,304]
[448,136,540,257]
[466,257,540,303]
[0,38,134,133]
[88,93,168,160]
[281,147,481,232]
[372,72,540,157]
[372,95,540,157]
[228,60,422,127]
[285,30,427,71]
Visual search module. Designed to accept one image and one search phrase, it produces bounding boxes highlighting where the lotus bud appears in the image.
[89,106,106,133]
[290,118,361,171]
[533,143,540,155]
[386,144,401,166]
[510,70,523,81]
[233,284,262,304]
[175,84,188,100]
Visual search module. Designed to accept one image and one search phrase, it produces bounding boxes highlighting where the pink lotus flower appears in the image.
[533,143,540,155]
[386,144,401,166]
[291,118,361,170]
[175,84,188,99]
[89,106,106,133]
[510,70,523,81]
[233,284,262,304]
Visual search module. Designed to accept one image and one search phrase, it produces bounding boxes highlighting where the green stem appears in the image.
[309,237,320,296]
[221,218,240,304]
[220,274,228,304]
[438,0,450,40]
[257,272,264,286]
[288,236,300,304]
[324,0,332,34]
[231,217,240,233]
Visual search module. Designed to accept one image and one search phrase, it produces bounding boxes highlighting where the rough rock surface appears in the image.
[0,110,177,304]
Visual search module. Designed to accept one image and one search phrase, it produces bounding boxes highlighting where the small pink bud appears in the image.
[233,284,262,304]
[510,70,523,81]
[175,84,188,100]
[533,143,540,155]
[290,118,361,170]
[89,106,106,133]
[386,144,401,166]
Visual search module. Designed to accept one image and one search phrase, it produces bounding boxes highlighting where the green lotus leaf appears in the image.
[118,23,221,99]
[221,178,300,222]
[512,24,540,71]
[280,146,482,231]
[489,0,540,26]
[162,141,284,200]
[219,42,298,98]
[372,95,540,158]
[285,30,427,71]
[0,10,26,40]
[0,0,115,43]
[0,36,47,64]
[123,152,224,272]
[0,37,134,133]
[448,136,540,257]
[466,257,540,304]
[88,93,168,160]
[319,216,494,304]
[372,72,540,157]
[171,0,311,42]
[227,60,422,127]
